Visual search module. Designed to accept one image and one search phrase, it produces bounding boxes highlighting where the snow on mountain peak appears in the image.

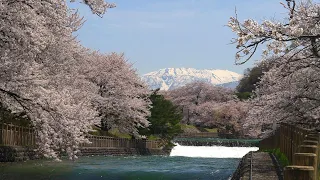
[142,68,243,91]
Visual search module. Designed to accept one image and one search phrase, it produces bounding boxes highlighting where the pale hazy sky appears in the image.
[68,0,286,75]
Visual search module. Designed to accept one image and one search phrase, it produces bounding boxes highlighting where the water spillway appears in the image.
[173,137,261,147]
[170,143,259,158]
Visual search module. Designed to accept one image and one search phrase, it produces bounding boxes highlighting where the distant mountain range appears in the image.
[141,68,242,91]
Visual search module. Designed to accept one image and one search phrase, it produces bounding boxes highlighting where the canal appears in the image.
[0,144,258,180]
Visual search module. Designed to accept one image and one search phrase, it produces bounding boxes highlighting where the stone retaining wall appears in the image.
[0,146,39,162]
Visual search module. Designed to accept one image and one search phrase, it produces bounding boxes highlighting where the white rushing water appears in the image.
[170,144,259,158]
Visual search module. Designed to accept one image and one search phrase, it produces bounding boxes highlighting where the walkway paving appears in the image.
[232,152,282,180]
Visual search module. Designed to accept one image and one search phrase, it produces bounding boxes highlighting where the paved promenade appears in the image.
[232,152,282,180]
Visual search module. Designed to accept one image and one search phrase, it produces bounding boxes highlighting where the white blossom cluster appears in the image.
[228,1,320,64]
[70,0,115,17]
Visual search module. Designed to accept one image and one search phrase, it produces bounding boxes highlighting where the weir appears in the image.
[170,143,259,158]
[173,137,261,147]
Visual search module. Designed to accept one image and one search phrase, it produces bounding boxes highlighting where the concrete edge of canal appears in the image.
[0,146,169,162]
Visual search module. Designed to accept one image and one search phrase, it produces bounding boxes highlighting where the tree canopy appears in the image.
[236,60,275,100]
[228,0,320,137]
[0,0,151,160]
[140,90,182,142]
[164,82,249,137]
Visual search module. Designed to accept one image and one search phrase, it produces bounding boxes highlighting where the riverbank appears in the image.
[0,146,168,162]
[79,147,169,156]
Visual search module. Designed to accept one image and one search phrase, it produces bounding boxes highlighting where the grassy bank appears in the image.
[261,148,289,167]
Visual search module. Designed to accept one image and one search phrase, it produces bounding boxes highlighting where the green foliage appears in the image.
[237,66,263,93]
[180,124,197,130]
[262,148,290,167]
[147,135,159,140]
[108,129,132,139]
[236,61,273,94]
[235,92,252,100]
[180,124,217,133]
[164,141,176,149]
[89,126,132,139]
[180,123,200,133]
[139,91,183,142]
[89,125,108,136]
[203,128,218,133]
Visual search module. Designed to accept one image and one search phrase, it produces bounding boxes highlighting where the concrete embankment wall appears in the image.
[0,146,168,162]
[79,147,168,156]
[231,151,250,180]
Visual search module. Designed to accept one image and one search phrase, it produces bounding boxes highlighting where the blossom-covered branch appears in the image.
[70,0,116,17]
[228,0,320,64]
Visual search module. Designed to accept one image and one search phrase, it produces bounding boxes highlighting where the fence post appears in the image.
[31,128,34,147]
[0,123,3,145]
[19,126,22,146]
[28,127,32,147]
[282,123,319,180]
[5,124,8,145]
[14,125,17,146]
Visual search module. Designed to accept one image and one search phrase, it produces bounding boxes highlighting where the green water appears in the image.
[0,156,240,180]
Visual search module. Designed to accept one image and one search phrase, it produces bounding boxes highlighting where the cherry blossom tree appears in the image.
[0,0,140,160]
[244,54,320,137]
[210,101,249,137]
[0,0,95,159]
[165,82,250,136]
[228,0,320,137]
[165,81,236,125]
[83,52,151,136]
[166,81,235,107]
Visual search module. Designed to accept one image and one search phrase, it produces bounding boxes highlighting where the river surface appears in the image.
[0,145,258,180]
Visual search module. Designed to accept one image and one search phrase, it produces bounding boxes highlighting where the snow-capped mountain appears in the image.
[217,81,240,89]
[142,68,243,91]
